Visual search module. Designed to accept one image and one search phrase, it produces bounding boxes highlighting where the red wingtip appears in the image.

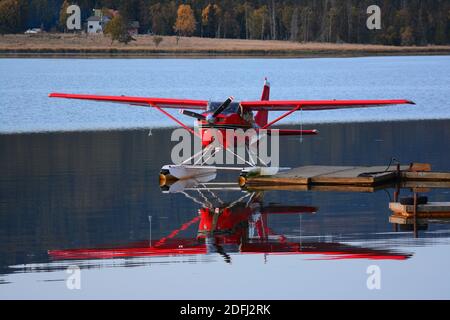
[49,93,64,98]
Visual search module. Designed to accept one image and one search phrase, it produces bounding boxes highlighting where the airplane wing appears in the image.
[240,99,415,111]
[49,93,208,110]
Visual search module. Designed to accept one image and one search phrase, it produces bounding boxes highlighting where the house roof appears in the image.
[87,16,101,22]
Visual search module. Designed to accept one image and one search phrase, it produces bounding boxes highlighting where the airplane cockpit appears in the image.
[207,101,241,114]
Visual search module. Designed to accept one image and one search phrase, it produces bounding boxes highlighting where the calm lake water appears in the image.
[1,120,450,299]
[0,56,449,133]
[1,57,450,299]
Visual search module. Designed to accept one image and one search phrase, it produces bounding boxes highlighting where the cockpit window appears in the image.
[207,101,241,114]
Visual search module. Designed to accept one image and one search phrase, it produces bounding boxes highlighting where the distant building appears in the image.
[87,16,102,34]
[86,15,111,34]
[24,28,42,34]
[86,9,137,35]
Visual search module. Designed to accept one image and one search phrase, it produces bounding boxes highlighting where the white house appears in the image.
[87,15,111,34]
[87,16,102,34]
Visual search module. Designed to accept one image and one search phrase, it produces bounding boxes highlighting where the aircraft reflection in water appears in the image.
[48,180,412,263]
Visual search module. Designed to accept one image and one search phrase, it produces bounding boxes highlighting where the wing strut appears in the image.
[151,104,201,138]
[262,105,302,129]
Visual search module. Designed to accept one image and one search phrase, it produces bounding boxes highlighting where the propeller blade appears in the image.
[180,110,206,121]
[212,96,234,119]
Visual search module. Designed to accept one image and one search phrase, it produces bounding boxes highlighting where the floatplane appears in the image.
[49,79,414,185]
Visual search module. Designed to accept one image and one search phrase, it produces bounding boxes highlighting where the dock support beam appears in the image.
[413,191,418,238]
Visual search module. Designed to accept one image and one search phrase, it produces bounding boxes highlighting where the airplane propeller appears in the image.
[211,96,234,119]
[180,110,206,121]
[179,96,234,123]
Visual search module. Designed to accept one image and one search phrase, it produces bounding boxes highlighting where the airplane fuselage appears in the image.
[197,110,254,148]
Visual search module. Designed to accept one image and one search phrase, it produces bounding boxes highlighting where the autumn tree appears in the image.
[59,0,69,32]
[104,15,135,45]
[173,4,196,37]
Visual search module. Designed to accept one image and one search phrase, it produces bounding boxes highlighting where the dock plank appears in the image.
[275,166,352,179]
[311,166,400,185]
[401,181,450,189]
[390,215,450,224]
[244,165,409,187]
[402,171,450,181]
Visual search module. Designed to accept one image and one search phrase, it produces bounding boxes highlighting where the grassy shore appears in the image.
[1,33,450,58]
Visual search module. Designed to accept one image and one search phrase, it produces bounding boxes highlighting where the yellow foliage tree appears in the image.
[104,15,135,45]
[59,0,70,32]
[173,4,196,37]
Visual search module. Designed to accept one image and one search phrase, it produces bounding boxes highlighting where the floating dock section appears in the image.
[240,164,450,191]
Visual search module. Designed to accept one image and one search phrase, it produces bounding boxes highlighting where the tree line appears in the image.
[1,0,449,46]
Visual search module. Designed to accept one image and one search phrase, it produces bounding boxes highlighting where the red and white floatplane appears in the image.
[50,79,414,184]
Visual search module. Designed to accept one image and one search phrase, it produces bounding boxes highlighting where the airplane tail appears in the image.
[254,78,270,127]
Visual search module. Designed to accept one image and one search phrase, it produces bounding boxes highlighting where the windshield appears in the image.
[207,101,241,114]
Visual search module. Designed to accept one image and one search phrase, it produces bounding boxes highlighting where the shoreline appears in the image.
[1,34,449,58]
[1,118,449,136]
[1,48,450,59]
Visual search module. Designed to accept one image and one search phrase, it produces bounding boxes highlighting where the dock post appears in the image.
[393,181,400,232]
[413,191,418,238]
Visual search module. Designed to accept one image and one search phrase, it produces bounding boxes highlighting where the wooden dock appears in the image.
[389,202,450,218]
[241,165,409,187]
[241,164,450,190]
